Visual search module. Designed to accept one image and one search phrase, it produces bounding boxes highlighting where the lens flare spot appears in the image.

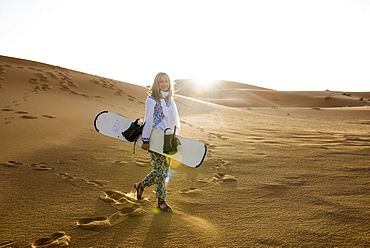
[165,171,172,185]
[151,207,161,214]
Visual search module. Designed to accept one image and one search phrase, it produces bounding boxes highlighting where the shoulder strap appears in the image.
[132,122,145,154]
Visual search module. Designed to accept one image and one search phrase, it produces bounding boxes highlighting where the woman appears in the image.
[134,72,180,212]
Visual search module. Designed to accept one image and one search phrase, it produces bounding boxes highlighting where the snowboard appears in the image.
[94,111,207,168]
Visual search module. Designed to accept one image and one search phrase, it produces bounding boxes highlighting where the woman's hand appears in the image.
[142,142,150,151]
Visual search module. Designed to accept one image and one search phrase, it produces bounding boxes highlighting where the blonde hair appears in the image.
[148,72,174,101]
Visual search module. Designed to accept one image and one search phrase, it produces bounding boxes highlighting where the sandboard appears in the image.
[94,111,207,168]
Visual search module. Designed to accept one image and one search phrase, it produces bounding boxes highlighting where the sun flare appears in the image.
[194,77,216,89]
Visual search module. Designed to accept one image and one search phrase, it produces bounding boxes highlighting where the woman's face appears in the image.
[158,74,170,91]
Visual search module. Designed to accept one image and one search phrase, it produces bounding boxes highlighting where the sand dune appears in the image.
[176,79,370,107]
[0,55,369,247]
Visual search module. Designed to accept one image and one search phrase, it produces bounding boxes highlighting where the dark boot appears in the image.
[134,182,144,200]
[157,199,172,212]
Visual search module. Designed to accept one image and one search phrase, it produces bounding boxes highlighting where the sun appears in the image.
[191,76,217,97]
[194,76,216,88]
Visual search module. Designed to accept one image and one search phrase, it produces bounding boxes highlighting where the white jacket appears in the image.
[141,95,180,141]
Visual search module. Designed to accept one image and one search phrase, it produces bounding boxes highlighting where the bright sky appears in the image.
[1,0,370,91]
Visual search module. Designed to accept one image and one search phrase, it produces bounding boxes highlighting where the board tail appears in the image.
[94,110,108,132]
[196,144,207,168]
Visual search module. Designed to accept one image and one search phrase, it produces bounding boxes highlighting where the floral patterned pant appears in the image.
[141,151,170,200]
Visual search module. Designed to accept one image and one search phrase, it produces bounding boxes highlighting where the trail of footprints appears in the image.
[0,144,238,247]
[0,63,145,123]
[2,155,367,247]
[3,129,368,246]
[176,119,238,195]
[0,159,109,188]
[245,128,370,151]
[1,91,56,123]
[173,120,370,199]
[1,107,56,123]
[199,122,370,152]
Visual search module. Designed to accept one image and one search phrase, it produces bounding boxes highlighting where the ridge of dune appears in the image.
[175,78,370,108]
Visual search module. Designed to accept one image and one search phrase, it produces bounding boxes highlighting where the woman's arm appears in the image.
[172,100,180,134]
[141,96,155,150]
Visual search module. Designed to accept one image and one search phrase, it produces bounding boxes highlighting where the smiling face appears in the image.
[158,74,170,91]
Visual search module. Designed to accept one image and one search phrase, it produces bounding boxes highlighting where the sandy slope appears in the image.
[0,55,369,247]
[175,79,370,107]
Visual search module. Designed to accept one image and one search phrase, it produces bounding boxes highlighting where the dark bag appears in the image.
[122,118,144,142]
[163,126,181,155]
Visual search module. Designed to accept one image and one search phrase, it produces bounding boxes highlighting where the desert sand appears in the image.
[0,55,369,247]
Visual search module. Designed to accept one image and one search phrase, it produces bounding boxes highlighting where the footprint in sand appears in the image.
[58,83,88,98]
[67,80,79,87]
[31,231,71,248]
[114,160,127,165]
[76,216,111,230]
[180,120,193,127]
[127,94,136,100]
[99,190,141,212]
[58,173,76,180]
[33,73,50,83]
[212,173,237,182]
[86,179,108,188]
[28,78,39,84]
[0,161,23,167]
[15,110,28,114]
[77,190,146,231]
[56,159,77,164]
[179,187,203,195]
[20,114,38,119]
[135,158,150,167]
[42,114,56,118]
[114,89,125,96]
[1,108,14,112]
[46,71,58,79]
[211,159,228,169]
[29,163,54,171]
[198,173,237,185]
[77,208,146,231]
[220,174,237,182]
[40,84,53,91]
[57,171,108,188]
[208,132,228,140]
